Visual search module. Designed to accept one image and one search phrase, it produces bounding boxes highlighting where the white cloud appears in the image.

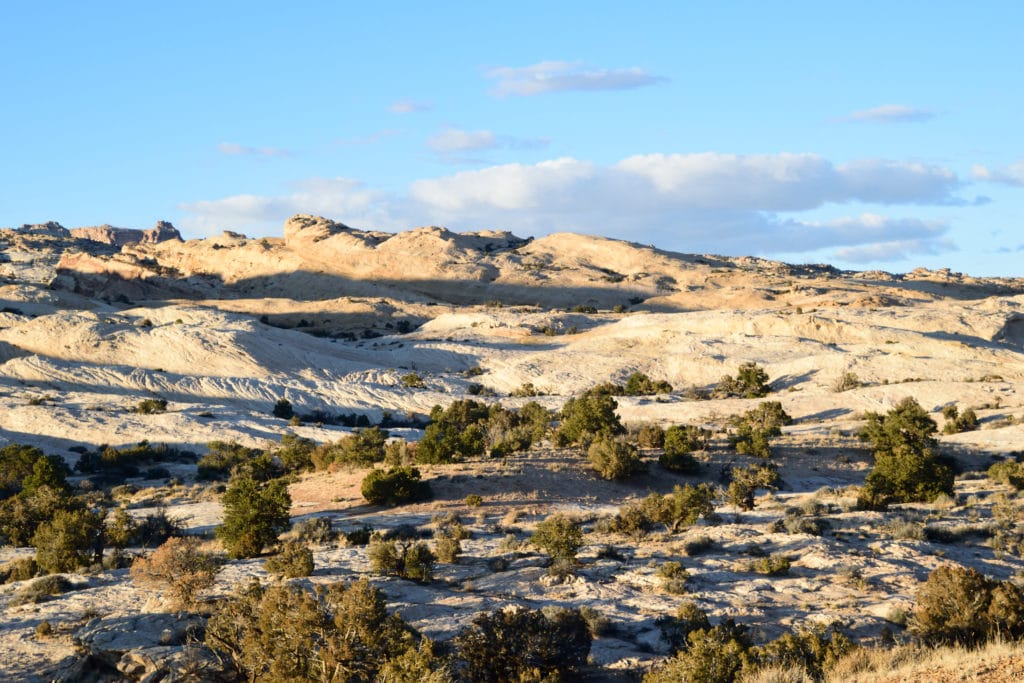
[425,128,550,162]
[389,99,431,114]
[835,237,956,263]
[844,104,934,123]
[179,178,394,236]
[180,152,964,262]
[411,153,960,215]
[972,161,1024,186]
[427,128,498,153]
[486,61,665,97]
[217,142,291,158]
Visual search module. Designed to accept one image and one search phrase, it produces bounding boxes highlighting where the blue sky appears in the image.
[2,1,1022,275]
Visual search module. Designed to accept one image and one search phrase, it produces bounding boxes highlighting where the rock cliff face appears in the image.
[69,221,183,247]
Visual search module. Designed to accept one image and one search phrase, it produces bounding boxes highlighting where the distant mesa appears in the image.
[17,221,70,238]
[70,221,183,247]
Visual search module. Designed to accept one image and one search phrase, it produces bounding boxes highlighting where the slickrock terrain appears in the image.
[1,215,1023,681]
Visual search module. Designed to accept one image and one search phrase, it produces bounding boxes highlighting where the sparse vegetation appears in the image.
[726,463,781,510]
[452,607,591,682]
[942,404,980,434]
[713,362,772,399]
[206,578,440,681]
[135,397,168,414]
[555,390,625,446]
[263,540,315,578]
[130,536,221,608]
[401,371,426,388]
[531,513,583,571]
[216,475,292,558]
[587,437,645,480]
[858,397,954,509]
[623,371,673,396]
[368,538,435,582]
[912,564,1024,646]
[361,466,432,505]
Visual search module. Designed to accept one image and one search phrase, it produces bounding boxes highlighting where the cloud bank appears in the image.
[388,99,431,114]
[843,104,935,123]
[486,61,665,97]
[973,161,1024,187]
[180,152,963,264]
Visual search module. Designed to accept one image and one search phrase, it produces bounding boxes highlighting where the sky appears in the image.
[2,1,1022,276]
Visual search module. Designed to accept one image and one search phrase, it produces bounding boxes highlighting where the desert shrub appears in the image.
[882,515,926,541]
[0,556,38,583]
[645,622,751,682]
[531,513,583,569]
[401,371,426,388]
[517,401,554,443]
[682,534,716,556]
[642,483,717,533]
[464,494,483,507]
[271,397,294,419]
[665,424,710,455]
[858,397,953,509]
[312,426,389,469]
[578,605,614,637]
[344,525,373,546]
[264,540,315,578]
[134,506,183,547]
[0,485,77,546]
[745,624,853,680]
[636,423,666,449]
[106,506,138,549]
[554,390,625,446]
[912,564,1024,646]
[657,600,711,651]
[988,459,1024,490]
[11,575,80,606]
[780,509,828,536]
[452,606,591,682]
[942,405,980,434]
[713,362,772,399]
[33,508,105,574]
[656,561,690,594]
[832,371,861,393]
[730,402,792,458]
[75,441,195,478]
[294,516,335,544]
[135,397,168,414]
[216,475,292,558]
[486,402,553,457]
[130,536,221,608]
[609,503,653,541]
[660,425,709,473]
[20,455,71,497]
[434,530,462,564]
[206,578,433,681]
[416,400,489,463]
[361,467,432,506]
[588,437,645,480]
[368,539,435,582]
[197,441,267,481]
[624,372,673,396]
[275,432,316,472]
[727,463,781,510]
[746,553,791,576]
[0,445,69,499]
[511,382,541,397]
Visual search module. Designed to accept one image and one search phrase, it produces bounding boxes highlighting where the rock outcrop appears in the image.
[70,221,183,247]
